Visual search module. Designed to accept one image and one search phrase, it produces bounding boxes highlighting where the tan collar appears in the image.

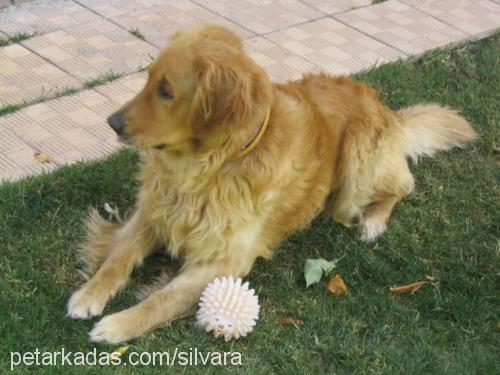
[235,107,271,159]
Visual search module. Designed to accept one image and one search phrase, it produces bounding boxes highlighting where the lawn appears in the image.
[1,34,498,374]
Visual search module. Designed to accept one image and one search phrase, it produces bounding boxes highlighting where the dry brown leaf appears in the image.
[34,152,52,163]
[327,274,348,296]
[389,281,430,294]
[279,315,304,328]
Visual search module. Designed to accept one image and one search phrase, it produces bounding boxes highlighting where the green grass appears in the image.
[0,103,23,117]
[83,72,122,89]
[0,32,37,47]
[129,28,146,41]
[1,35,499,374]
[0,87,78,118]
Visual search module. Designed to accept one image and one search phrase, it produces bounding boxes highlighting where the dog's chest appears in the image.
[140,170,259,258]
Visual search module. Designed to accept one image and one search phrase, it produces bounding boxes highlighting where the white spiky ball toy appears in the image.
[196,276,259,341]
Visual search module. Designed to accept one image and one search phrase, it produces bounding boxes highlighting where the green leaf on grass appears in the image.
[304,258,339,287]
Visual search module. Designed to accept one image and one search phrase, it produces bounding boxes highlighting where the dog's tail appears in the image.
[398,104,477,162]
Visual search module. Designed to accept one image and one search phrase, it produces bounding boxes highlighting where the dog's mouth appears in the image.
[116,134,133,145]
[153,143,166,150]
[117,135,166,151]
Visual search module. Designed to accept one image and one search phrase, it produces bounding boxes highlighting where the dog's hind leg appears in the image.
[358,157,414,242]
[67,209,159,319]
[358,194,400,242]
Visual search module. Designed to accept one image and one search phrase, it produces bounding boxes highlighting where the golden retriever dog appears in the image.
[67,25,476,343]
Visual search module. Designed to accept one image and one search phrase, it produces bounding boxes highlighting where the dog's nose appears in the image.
[107,111,125,135]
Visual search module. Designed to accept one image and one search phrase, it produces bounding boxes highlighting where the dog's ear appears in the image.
[189,46,253,134]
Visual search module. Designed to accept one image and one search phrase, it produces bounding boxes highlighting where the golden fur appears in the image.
[67,25,477,343]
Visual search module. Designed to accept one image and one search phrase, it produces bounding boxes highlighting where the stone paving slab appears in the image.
[93,70,147,106]
[0,0,100,35]
[265,17,405,76]
[110,0,254,48]
[0,89,121,170]
[20,18,159,81]
[1,0,11,10]
[299,0,371,15]
[335,0,468,55]
[402,0,500,37]
[244,36,321,82]
[0,126,59,181]
[0,43,80,106]
[76,0,170,18]
[193,0,323,34]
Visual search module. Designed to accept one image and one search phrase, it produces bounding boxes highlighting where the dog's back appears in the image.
[284,73,476,240]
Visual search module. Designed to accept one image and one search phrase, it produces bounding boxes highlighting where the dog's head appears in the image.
[107,25,272,157]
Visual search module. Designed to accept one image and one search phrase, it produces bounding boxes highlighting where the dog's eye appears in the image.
[157,81,173,100]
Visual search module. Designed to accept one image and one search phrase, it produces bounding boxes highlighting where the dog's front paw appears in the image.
[89,310,142,344]
[67,282,110,319]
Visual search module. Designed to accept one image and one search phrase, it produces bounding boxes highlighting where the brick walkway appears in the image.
[0,0,499,181]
